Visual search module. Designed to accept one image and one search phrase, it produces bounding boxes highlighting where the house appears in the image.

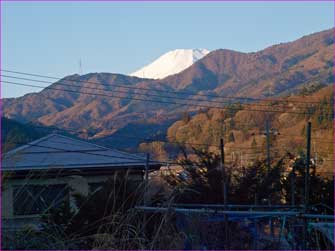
[1,134,161,230]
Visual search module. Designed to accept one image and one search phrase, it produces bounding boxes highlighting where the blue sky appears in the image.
[1,1,334,98]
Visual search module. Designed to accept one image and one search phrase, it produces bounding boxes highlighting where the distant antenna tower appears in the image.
[79,59,83,75]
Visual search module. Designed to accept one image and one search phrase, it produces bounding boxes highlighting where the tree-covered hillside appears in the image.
[1,117,47,152]
[139,85,334,174]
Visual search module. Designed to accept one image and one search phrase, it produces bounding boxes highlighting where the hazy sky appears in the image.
[1,1,334,97]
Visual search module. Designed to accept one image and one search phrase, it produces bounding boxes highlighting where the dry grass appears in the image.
[2,160,334,250]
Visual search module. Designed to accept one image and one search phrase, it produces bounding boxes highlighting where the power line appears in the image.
[2,74,308,110]
[2,123,265,150]
[2,140,262,166]
[275,137,332,144]
[4,100,332,145]
[100,133,334,151]
[3,131,334,171]
[4,141,335,170]
[19,124,335,151]
[277,134,334,144]
[1,69,326,105]
[1,80,317,115]
[3,122,332,152]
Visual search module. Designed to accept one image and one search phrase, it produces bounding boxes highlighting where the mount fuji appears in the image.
[130,48,210,79]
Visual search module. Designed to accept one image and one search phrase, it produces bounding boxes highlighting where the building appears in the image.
[1,134,161,230]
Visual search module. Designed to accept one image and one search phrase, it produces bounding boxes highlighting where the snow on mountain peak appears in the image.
[130,49,210,79]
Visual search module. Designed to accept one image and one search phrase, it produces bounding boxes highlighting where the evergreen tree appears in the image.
[228,132,235,142]
[182,112,191,123]
[251,137,257,147]
[229,118,235,130]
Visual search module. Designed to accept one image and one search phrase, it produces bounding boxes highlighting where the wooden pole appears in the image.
[144,153,150,206]
[220,138,229,249]
[290,168,296,206]
[303,122,311,250]
[304,121,311,212]
[220,138,227,206]
[143,153,150,236]
[265,119,271,173]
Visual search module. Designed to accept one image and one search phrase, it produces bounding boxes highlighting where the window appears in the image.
[13,184,68,216]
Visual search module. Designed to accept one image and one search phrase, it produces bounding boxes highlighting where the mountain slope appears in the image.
[145,85,333,173]
[1,117,47,151]
[130,49,210,79]
[160,28,333,95]
[2,28,333,149]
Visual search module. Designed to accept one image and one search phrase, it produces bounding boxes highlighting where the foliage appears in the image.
[3,171,184,250]
[164,148,285,205]
[164,149,333,212]
[182,111,191,123]
[228,117,235,130]
[302,91,333,130]
[251,137,257,147]
[228,132,235,142]
[230,159,285,204]
[40,171,144,249]
[1,117,46,152]
[224,103,243,118]
[281,154,334,211]
[2,225,69,250]
[299,83,326,96]
[138,141,169,160]
[164,148,224,204]
[164,86,333,174]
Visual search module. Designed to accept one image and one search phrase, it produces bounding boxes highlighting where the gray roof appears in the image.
[2,134,159,171]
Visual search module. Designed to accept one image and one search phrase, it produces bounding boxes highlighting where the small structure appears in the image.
[1,134,161,230]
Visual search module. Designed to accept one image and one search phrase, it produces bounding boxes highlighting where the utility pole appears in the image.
[143,153,150,236]
[304,121,311,212]
[144,153,150,206]
[220,138,229,249]
[219,119,227,206]
[290,168,296,206]
[220,138,227,206]
[303,121,311,250]
[265,118,274,237]
[265,119,271,173]
[313,141,318,169]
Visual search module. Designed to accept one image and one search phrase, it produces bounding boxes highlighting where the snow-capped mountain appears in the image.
[130,49,210,79]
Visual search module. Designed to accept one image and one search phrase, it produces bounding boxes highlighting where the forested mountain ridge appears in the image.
[139,85,334,174]
[2,28,333,149]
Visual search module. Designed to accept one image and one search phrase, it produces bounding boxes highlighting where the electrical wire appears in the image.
[3,122,333,151]
[1,69,326,105]
[1,74,308,110]
[4,141,335,170]
[1,80,319,115]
